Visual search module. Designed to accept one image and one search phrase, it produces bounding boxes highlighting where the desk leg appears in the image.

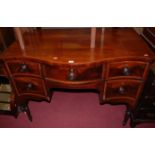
[18,104,32,122]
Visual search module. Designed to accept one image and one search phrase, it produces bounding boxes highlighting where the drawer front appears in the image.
[13,77,46,96]
[43,64,103,81]
[105,79,142,100]
[6,60,41,76]
[0,92,14,111]
[107,61,147,79]
[0,103,11,111]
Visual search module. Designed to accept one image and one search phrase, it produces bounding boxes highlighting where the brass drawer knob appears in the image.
[26,83,33,90]
[20,64,29,72]
[118,86,125,94]
[67,68,75,81]
[123,67,130,76]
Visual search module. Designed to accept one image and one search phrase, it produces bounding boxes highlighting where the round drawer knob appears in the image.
[20,64,29,72]
[27,83,33,90]
[67,68,75,81]
[119,86,125,94]
[123,67,130,76]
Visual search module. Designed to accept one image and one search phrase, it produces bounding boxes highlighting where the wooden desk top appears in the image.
[0,28,154,64]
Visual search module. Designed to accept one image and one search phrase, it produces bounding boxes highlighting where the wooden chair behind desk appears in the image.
[90,28,105,48]
[14,27,105,50]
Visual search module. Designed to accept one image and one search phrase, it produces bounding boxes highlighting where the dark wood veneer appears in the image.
[6,60,41,77]
[0,28,155,126]
[13,76,47,97]
[43,63,103,81]
[107,61,148,80]
[104,79,142,105]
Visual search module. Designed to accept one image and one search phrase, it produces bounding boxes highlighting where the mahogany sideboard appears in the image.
[0,28,155,126]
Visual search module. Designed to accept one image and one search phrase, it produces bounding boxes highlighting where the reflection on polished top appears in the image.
[0,28,154,64]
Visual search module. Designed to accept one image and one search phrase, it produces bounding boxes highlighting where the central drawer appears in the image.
[43,63,103,81]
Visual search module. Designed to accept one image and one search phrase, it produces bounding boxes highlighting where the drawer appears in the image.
[6,60,41,77]
[0,84,11,93]
[105,79,142,100]
[107,61,148,79]
[0,103,11,111]
[0,93,12,102]
[43,64,103,81]
[13,77,46,96]
[0,92,14,111]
